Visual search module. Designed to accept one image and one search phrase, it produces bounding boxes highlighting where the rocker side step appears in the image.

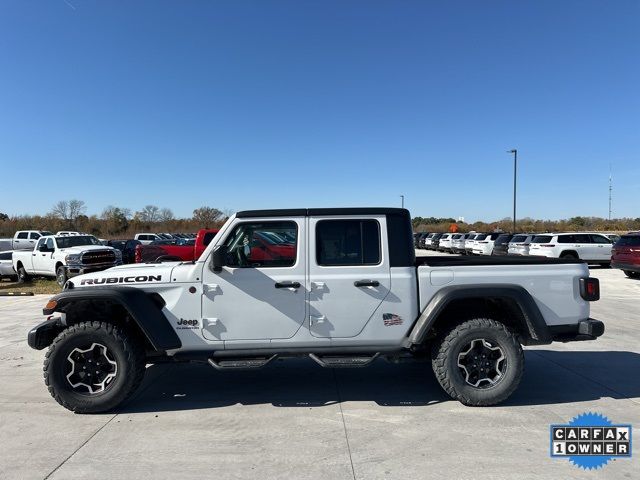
[309,352,380,368]
[208,354,278,370]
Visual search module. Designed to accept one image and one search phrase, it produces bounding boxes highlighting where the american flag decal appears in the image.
[383,313,403,326]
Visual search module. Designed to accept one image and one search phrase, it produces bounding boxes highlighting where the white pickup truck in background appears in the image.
[11,230,53,250]
[13,234,122,286]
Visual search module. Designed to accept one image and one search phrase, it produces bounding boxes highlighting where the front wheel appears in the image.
[56,266,68,287]
[432,318,524,406]
[44,321,146,413]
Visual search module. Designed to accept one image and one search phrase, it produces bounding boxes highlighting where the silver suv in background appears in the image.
[508,234,536,256]
[438,233,454,252]
[464,233,479,255]
[451,233,471,254]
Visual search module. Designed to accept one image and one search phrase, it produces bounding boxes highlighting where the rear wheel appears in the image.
[432,318,524,406]
[624,270,640,279]
[44,321,146,413]
[17,265,30,283]
[560,252,578,260]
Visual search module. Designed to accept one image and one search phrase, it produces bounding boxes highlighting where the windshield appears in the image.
[55,236,101,248]
[474,234,487,240]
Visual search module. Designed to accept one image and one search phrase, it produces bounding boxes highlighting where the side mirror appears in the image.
[211,245,227,272]
[38,245,50,252]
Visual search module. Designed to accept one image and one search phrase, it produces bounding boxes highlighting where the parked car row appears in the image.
[414,230,638,275]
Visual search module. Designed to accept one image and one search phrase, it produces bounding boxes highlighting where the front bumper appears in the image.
[27,316,65,350]
[549,318,605,342]
[65,262,121,277]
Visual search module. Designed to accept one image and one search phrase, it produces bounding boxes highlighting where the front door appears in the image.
[308,216,391,338]
[32,237,53,274]
[200,218,306,342]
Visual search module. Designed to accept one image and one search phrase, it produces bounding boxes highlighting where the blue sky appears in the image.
[1,1,638,221]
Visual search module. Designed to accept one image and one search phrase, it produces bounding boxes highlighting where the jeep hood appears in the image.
[71,262,177,288]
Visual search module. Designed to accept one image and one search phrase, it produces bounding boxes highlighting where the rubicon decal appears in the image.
[80,275,162,285]
[550,412,632,470]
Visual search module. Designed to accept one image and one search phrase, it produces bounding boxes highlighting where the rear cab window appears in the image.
[316,219,381,266]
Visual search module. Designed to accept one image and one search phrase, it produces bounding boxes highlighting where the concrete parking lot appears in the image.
[0,254,638,480]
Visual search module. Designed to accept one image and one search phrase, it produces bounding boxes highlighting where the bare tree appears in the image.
[159,208,174,223]
[68,200,86,225]
[136,205,160,223]
[51,200,70,221]
[192,206,222,226]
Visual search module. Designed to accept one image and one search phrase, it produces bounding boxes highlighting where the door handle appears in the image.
[275,281,301,289]
[354,280,380,288]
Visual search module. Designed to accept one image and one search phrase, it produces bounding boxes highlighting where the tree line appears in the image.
[1,202,638,238]
[0,200,229,238]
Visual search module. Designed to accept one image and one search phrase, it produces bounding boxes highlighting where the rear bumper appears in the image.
[611,261,640,273]
[549,318,605,342]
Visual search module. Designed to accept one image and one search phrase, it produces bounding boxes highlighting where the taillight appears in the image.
[579,278,600,301]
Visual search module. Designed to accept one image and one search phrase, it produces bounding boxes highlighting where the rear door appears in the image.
[308,215,391,338]
[590,234,613,261]
[573,234,593,260]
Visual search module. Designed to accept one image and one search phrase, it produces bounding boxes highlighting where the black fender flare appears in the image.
[408,284,552,345]
[39,287,181,351]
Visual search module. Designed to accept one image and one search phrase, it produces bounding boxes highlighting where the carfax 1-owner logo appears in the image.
[550,412,633,470]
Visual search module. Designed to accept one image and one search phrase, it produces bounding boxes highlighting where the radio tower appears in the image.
[608,164,612,221]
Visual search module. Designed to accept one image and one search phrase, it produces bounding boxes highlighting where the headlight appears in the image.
[65,254,82,265]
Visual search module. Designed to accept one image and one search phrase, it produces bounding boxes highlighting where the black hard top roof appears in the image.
[236,208,409,218]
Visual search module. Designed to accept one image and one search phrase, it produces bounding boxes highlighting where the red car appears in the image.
[611,233,640,279]
[135,229,219,263]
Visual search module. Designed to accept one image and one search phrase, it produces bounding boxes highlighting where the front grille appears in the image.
[81,250,116,265]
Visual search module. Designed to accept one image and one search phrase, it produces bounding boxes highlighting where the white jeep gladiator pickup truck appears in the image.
[27,208,603,413]
[13,234,122,287]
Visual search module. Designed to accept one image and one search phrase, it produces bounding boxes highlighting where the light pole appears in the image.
[400,195,405,208]
[507,149,517,233]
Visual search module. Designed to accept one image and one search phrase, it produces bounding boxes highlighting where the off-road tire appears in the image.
[44,321,146,413]
[56,265,68,287]
[432,318,524,406]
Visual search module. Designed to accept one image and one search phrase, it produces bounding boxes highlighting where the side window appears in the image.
[316,219,381,266]
[17,232,28,239]
[574,234,591,243]
[46,238,55,250]
[591,235,610,244]
[36,238,46,249]
[223,221,297,268]
[30,232,41,240]
[558,235,574,244]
